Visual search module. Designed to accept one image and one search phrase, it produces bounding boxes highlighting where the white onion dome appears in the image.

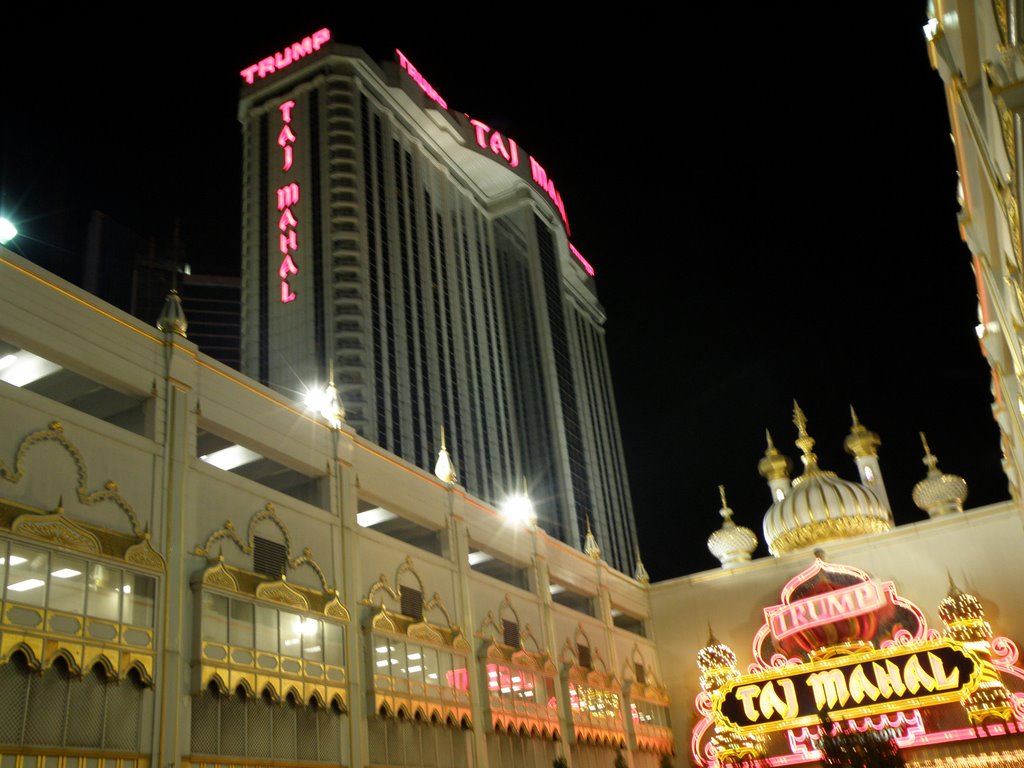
[912,432,967,517]
[707,485,757,568]
[696,629,739,691]
[763,403,892,556]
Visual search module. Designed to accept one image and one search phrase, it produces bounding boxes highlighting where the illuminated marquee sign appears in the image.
[276,100,299,303]
[713,639,982,736]
[766,580,885,641]
[241,29,331,84]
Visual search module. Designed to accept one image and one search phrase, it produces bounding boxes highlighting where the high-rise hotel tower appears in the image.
[239,32,638,572]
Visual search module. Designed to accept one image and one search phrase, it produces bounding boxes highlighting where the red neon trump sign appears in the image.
[276,100,299,303]
[396,50,448,109]
[765,581,886,641]
[241,29,331,85]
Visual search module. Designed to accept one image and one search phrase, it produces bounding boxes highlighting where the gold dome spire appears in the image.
[758,430,793,482]
[633,547,650,584]
[912,432,967,517]
[707,485,758,568]
[792,400,819,475]
[433,426,457,484]
[156,289,188,337]
[584,517,602,560]
[844,405,880,458]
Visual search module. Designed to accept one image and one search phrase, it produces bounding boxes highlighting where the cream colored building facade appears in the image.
[0,249,670,768]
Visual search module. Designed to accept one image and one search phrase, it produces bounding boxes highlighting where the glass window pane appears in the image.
[389,639,406,679]
[202,592,229,643]
[255,605,277,652]
[404,643,423,683]
[323,622,344,666]
[48,554,86,613]
[123,572,156,626]
[280,611,302,658]
[6,544,48,607]
[228,599,254,647]
[0,539,8,593]
[85,563,121,620]
[373,635,394,675]
[421,646,439,686]
[302,618,323,662]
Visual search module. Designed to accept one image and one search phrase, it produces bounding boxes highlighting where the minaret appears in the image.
[757,430,792,503]
[912,432,968,516]
[707,485,757,568]
[844,406,892,517]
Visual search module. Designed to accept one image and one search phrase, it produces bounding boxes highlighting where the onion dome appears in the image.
[844,406,880,458]
[433,427,457,484]
[156,289,188,337]
[697,629,739,691]
[939,576,1013,724]
[763,403,892,556]
[912,432,967,517]
[758,430,792,482]
[707,486,758,568]
[939,575,992,643]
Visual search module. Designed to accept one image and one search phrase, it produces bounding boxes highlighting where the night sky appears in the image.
[2,8,1005,581]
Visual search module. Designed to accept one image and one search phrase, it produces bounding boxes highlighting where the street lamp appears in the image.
[501,485,536,528]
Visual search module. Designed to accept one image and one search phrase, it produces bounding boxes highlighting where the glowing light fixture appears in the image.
[8,579,45,592]
[501,491,536,527]
[301,618,319,636]
[0,217,17,244]
[51,568,81,579]
[199,445,262,471]
[0,556,27,566]
[467,550,493,566]
[304,380,344,428]
[923,17,939,40]
[0,351,61,387]
[357,507,397,527]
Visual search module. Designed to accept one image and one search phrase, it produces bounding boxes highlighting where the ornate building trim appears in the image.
[194,502,332,592]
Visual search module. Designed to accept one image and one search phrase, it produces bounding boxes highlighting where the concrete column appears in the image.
[154,336,197,768]
[447,501,488,766]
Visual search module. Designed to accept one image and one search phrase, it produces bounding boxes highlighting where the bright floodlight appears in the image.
[501,492,536,527]
[0,218,16,245]
[303,381,344,428]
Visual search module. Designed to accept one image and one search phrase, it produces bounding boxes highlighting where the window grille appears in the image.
[502,619,520,648]
[0,654,146,750]
[401,585,423,620]
[253,536,288,579]
[577,643,592,669]
[635,663,646,685]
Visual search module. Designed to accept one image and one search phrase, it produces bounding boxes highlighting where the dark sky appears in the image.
[1,8,1005,580]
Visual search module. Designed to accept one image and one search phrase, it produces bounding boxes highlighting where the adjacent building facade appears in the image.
[237,35,638,573]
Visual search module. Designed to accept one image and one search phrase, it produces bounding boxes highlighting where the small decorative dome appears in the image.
[763,403,892,556]
[938,575,992,643]
[707,486,757,568]
[757,430,792,482]
[156,290,188,337]
[912,432,967,517]
[697,629,739,691]
[844,406,880,458]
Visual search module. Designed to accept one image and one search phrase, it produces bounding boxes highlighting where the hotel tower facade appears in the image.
[238,36,638,573]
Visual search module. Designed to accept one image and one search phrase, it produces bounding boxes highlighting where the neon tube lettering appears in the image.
[277,183,300,211]
[396,49,449,109]
[274,99,301,304]
[241,29,331,85]
[569,243,596,277]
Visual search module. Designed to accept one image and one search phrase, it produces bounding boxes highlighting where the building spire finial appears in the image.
[792,400,818,471]
[434,426,457,484]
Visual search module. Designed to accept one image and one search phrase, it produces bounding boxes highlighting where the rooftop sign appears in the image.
[241,29,331,85]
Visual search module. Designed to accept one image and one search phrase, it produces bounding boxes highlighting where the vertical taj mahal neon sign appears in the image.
[276,100,299,303]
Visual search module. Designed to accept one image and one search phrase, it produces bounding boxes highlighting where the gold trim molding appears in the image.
[198,559,349,620]
[0,422,147,538]
[195,503,332,593]
[363,557,466,647]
